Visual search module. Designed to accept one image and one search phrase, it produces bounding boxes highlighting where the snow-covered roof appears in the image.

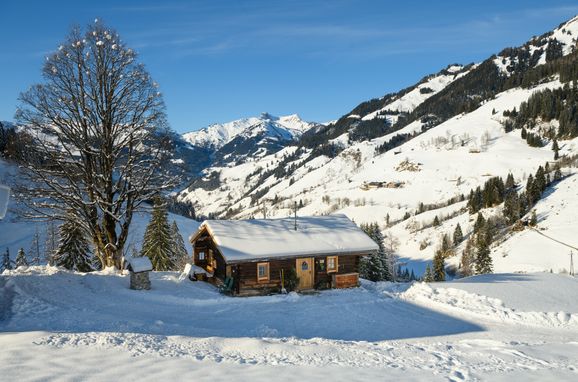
[125,256,153,273]
[191,214,378,263]
[0,185,9,219]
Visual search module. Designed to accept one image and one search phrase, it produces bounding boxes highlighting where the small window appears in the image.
[257,262,269,281]
[301,261,309,271]
[327,256,338,273]
[198,251,205,260]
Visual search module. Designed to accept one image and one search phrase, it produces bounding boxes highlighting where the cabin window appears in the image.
[327,256,338,273]
[301,261,309,271]
[257,262,269,281]
[198,251,205,260]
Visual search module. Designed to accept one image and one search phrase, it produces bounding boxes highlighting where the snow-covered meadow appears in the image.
[2,267,578,381]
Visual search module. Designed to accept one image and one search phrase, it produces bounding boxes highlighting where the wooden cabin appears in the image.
[189,214,378,296]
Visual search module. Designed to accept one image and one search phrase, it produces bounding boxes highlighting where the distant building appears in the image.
[189,214,378,296]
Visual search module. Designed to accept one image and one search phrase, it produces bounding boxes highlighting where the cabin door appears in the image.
[296,257,314,290]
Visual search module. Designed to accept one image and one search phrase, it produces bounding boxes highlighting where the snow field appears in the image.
[2,268,578,380]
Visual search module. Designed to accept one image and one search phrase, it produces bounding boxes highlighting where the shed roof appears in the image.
[190,214,378,263]
[125,256,153,273]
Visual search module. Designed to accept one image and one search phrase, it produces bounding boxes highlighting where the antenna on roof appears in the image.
[293,201,297,231]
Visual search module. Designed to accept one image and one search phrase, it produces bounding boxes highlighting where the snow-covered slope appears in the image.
[361,64,470,121]
[494,15,578,75]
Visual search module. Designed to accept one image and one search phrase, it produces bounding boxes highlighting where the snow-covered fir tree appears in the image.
[53,216,93,272]
[44,221,59,266]
[453,223,463,246]
[475,227,493,274]
[170,220,189,271]
[459,238,475,277]
[141,197,175,271]
[423,264,434,282]
[432,249,446,281]
[29,228,42,265]
[360,222,392,282]
[15,248,28,268]
[1,249,12,272]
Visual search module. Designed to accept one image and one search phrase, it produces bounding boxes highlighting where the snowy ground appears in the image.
[1,268,578,381]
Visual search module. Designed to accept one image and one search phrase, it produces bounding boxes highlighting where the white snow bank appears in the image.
[399,277,578,329]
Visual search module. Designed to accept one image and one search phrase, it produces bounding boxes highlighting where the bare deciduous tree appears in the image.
[16,20,177,269]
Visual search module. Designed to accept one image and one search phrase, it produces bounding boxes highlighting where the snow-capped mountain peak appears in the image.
[182,113,314,150]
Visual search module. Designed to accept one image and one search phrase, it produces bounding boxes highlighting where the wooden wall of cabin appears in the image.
[314,255,359,289]
[192,235,227,280]
[235,254,362,295]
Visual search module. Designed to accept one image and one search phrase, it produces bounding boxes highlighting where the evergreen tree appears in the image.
[29,228,42,265]
[432,215,440,227]
[535,166,546,193]
[505,173,515,190]
[53,216,92,272]
[1,248,12,272]
[475,228,493,274]
[460,238,475,277]
[473,212,486,233]
[503,191,520,224]
[44,221,59,266]
[554,167,562,181]
[360,223,391,281]
[141,197,175,271]
[453,223,463,246]
[432,249,446,281]
[15,248,28,268]
[552,138,559,160]
[529,210,537,226]
[170,220,189,271]
[424,264,434,282]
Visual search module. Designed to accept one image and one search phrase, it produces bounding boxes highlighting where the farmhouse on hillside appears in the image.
[189,214,378,296]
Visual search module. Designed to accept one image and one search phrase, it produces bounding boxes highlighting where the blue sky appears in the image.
[1,1,578,133]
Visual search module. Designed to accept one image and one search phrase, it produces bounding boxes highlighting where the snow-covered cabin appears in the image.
[189,214,378,296]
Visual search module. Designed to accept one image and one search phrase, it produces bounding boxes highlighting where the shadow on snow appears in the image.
[0,270,483,342]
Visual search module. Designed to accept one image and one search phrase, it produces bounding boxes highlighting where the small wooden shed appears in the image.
[125,256,153,290]
[189,214,378,296]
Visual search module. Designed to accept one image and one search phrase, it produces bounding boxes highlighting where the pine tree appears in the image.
[433,215,440,227]
[475,228,493,274]
[503,191,520,224]
[552,138,560,160]
[360,223,391,282]
[473,212,486,233]
[529,210,537,226]
[53,216,92,272]
[424,264,434,282]
[505,173,515,189]
[535,166,546,193]
[453,223,463,246]
[29,228,42,265]
[44,221,59,266]
[460,238,475,277]
[1,249,12,272]
[141,197,175,271]
[432,249,446,281]
[170,220,189,271]
[15,248,28,268]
